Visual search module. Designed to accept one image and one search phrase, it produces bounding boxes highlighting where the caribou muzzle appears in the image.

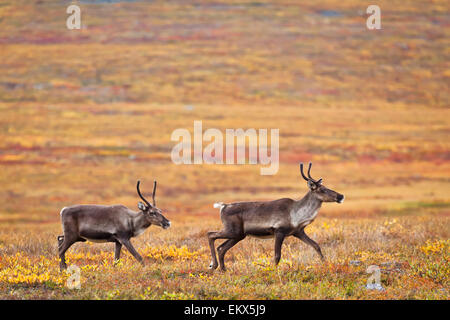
[162,219,171,229]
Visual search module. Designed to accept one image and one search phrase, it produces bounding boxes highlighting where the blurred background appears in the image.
[0,0,448,224]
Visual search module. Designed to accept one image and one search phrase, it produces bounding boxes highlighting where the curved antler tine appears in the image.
[136,180,151,207]
[299,163,309,181]
[307,162,314,181]
[307,163,322,184]
[152,180,157,206]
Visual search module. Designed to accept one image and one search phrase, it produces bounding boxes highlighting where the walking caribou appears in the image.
[207,162,344,271]
[57,180,170,270]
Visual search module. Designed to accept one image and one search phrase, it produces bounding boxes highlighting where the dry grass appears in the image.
[0,215,448,299]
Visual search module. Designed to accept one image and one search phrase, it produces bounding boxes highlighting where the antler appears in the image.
[307,163,316,181]
[136,180,151,208]
[152,180,157,206]
[300,162,322,184]
[299,163,309,181]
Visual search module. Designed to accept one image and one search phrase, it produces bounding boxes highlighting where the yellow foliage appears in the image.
[420,239,449,256]
[0,252,67,286]
[143,245,204,261]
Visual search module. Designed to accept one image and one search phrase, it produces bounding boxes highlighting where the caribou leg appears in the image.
[217,237,244,271]
[294,229,325,261]
[114,241,122,264]
[274,231,286,265]
[207,231,238,270]
[58,235,79,271]
[119,238,144,265]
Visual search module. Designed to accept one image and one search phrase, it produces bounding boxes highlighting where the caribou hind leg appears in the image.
[208,224,245,271]
[207,230,241,270]
[207,231,228,270]
[58,235,79,271]
[217,237,245,271]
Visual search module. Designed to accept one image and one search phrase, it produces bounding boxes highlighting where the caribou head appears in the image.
[300,162,344,203]
[137,180,171,229]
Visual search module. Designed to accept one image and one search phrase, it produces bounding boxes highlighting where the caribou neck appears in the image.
[131,211,151,232]
[293,190,322,213]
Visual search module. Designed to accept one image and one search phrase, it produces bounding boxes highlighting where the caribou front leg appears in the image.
[114,241,122,265]
[295,229,325,261]
[119,238,144,265]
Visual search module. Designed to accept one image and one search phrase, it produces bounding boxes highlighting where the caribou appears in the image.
[57,180,170,270]
[207,162,344,271]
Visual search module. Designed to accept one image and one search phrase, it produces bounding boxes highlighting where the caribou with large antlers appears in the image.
[57,180,170,270]
[207,163,344,271]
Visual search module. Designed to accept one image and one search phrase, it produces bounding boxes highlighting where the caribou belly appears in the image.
[248,234,274,240]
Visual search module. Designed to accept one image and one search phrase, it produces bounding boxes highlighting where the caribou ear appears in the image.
[138,201,147,211]
[307,180,317,190]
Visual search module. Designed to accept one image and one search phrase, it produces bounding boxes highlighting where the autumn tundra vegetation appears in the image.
[0,0,448,299]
